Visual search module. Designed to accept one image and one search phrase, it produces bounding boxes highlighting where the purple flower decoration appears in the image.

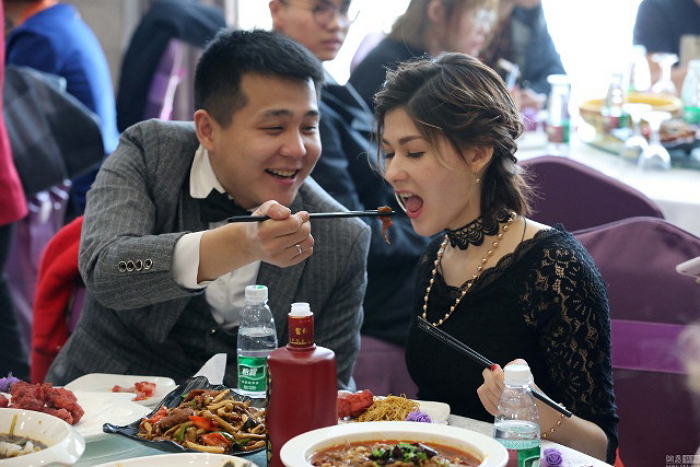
[406,410,432,423]
[0,372,20,392]
[541,447,564,467]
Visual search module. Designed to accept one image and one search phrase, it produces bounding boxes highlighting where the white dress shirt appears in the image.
[172,145,260,329]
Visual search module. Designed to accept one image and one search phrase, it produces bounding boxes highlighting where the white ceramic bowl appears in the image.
[280,421,508,467]
[0,408,85,466]
[92,452,259,467]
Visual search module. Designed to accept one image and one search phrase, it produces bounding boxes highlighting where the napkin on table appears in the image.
[193,353,227,385]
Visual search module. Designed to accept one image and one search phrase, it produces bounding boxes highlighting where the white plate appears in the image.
[91,452,260,467]
[280,421,508,467]
[65,373,177,407]
[72,391,150,443]
[415,399,450,422]
[339,393,450,423]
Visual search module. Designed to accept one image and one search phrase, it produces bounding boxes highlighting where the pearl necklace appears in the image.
[422,213,515,327]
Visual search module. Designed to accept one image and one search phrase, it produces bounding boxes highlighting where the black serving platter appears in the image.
[103,375,266,456]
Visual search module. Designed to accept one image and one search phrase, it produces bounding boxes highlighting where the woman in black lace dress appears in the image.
[373,53,617,463]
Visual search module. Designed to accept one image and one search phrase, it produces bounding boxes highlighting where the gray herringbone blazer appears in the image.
[46,120,370,390]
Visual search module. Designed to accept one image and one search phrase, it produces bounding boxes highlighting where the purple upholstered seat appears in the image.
[142,38,185,121]
[350,32,385,73]
[574,216,700,466]
[519,155,664,231]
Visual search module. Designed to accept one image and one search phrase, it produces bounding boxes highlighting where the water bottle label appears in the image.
[684,106,700,125]
[238,356,267,392]
[546,122,569,144]
[504,447,540,467]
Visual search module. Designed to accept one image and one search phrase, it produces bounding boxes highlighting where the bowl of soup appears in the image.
[280,421,508,467]
[0,408,85,466]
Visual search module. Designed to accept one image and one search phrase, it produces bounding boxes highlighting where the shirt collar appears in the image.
[190,144,226,200]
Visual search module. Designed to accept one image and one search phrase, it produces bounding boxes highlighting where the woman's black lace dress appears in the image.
[405,226,618,462]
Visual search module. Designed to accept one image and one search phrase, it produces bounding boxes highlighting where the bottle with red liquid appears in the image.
[266,302,338,467]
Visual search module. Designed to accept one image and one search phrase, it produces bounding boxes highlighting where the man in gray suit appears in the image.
[45,29,371,390]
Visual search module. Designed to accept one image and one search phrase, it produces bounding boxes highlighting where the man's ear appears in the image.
[194,109,216,152]
[269,0,285,31]
[426,0,446,25]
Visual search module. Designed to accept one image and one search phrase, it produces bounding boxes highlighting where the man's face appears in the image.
[198,73,321,211]
[270,0,352,62]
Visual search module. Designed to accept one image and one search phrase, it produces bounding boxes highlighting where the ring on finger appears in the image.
[295,244,303,255]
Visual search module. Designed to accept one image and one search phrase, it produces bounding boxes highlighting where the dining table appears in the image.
[75,414,613,467]
[516,130,700,238]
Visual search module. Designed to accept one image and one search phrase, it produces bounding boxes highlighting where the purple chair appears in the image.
[142,38,185,121]
[519,155,664,231]
[5,183,71,352]
[574,216,700,466]
[353,335,418,398]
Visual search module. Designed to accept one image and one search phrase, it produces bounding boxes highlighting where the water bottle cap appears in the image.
[546,74,569,86]
[503,364,533,386]
[290,302,312,317]
[244,285,268,303]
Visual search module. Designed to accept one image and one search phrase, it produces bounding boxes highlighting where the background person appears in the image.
[269,0,430,396]
[349,0,496,111]
[374,53,618,462]
[4,0,120,218]
[633,0,700,93]
[479,0,565,111]
[45,29,370,391]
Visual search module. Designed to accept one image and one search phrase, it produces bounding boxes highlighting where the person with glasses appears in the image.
[349,0,497,111]
[270,0,432,398]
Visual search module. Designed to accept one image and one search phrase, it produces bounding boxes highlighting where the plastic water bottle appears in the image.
[236,285,277,398]
[681,59,700,125]
[545,74,570,156]
[493,364,541,467]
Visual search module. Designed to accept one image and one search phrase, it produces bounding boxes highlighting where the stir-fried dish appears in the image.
[137,388,266,454]
[310,441,481,467]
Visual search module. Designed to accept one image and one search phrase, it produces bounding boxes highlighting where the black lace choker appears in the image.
[445,210,512,250]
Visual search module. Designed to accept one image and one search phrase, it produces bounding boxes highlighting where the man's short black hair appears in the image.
[194,28,326,127]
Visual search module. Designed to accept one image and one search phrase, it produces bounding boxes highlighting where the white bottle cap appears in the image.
[290,302,312,317]
[504,364,533,387]
[546,74,569,86]
[245,284,268,302]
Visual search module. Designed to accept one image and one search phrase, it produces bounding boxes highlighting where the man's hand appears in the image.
[197,200,314,282]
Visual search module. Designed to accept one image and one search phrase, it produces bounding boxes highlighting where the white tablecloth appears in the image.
[517,133,700,238]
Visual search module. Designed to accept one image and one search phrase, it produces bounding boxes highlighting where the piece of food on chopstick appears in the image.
[137,388,266,453]
[378,205,394,244]
[112,381,156,401]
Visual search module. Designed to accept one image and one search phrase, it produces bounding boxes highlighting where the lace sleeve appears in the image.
[522,237,617,445]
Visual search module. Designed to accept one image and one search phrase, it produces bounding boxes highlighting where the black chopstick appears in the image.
[416,316,572,418]
[227,209,396,223]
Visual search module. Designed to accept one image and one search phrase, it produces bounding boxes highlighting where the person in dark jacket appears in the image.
[270,0,432,396]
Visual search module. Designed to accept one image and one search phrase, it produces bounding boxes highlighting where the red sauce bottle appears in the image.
[266,303,338,467]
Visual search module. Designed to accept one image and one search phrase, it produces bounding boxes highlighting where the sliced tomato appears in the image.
[200,432,233,448]
[189,415,218,431]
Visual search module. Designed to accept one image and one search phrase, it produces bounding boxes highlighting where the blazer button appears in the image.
[118,261,128,272]
[144,258,153,270]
